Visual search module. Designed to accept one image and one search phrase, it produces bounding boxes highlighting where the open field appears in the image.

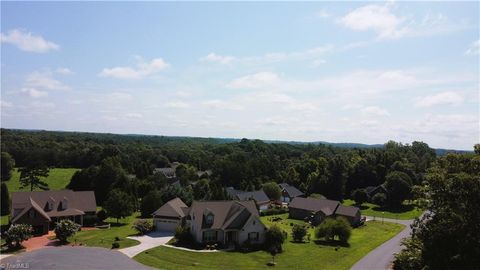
[343,199,423,220]
[5,168,79,192]
[68,213,144,249]
[134,214,404,270]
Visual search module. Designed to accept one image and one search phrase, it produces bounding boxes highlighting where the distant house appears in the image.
[226,187,270,211]
[278,183,304,203]
[288,197,361,226]
[197,170,212,178]
[10,190,97,235]
[365,185,387,198]
[153,167,177,179]
[153,198,267,245]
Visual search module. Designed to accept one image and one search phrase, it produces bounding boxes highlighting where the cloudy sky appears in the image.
[1,2,479,150]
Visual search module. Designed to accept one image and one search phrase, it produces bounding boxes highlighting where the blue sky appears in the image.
[1,1,479,150]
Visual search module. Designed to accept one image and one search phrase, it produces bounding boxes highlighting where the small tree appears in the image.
[133,219,153,235]
[291,224,308,242]
[334,217,352,243]
[372,192,387,206]
[140,190,163,218]
[263,182,282,201]
[1,183,10,215]
[265,225,287,252]
[54,219,80,243]
[5,224,33,248]
[270,246,278,265]
[18,166,50,191]
[352,189,369,206]
[315,217,352,244]
[103,189,134,223]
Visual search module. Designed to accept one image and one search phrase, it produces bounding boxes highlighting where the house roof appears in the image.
[279,183,304,198]
[365,185,387,195]
[188,200,259,230]
[289,197,340,216]
[152,197,188,218]
[226,187,270,204]
[11,190,96,223]
[335,204,360,218]
[153,167,176,178]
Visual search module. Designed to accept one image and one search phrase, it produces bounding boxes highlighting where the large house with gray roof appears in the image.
[289,197,361,226]
[10,190,97,235]
[153,198,266,245]
[226,187,270,211]
[279,183,304,203]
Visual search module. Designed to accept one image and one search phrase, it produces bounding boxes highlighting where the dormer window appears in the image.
[60,198,68,210]
[205,214,214,225]
[46,201,53,211]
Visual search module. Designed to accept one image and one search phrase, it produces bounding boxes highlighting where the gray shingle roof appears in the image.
[152,197,188,218]
[289,197,339,216]
[335,204,360,218]
[226,187,270,204]
[279,183,304,198]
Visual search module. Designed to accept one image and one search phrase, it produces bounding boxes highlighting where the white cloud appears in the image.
[227,72,280,89]
[339,3,468,39]
[164,101,189,109]
[202,100,243,110]
[361,106,390,116]
[317,9,331,19]
[0,100,13,109]
[311,59,327,67]
[56,67,73,75]
[20,88,48,98]
[31,101,55,109]
[465,40,480,55]
[0,29,59,53]
[200,53,236,64]
[25,71,71,91]
[99,58,170,80]
[125,113,143,119]
[414,91,464,107]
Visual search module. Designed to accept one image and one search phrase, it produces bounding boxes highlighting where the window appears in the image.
[61,199,68,210]
[248,232,259,241]
[46,201,53,211]
[205,214,214,225]
[203,230,217,242]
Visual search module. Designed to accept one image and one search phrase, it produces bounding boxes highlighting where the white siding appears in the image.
[238,216,266,244]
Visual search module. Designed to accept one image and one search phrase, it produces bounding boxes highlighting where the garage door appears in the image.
[155,219,180,232]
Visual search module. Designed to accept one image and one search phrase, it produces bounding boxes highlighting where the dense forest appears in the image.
[1,129,440,206]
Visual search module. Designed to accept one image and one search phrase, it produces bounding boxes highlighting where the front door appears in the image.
[226,231,237,243]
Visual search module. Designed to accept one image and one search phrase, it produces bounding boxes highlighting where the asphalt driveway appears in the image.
[0,246,151,270]
[119,231,174,258]
[350,217,414,270]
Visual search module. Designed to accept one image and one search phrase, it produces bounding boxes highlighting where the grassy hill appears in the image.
[5,168,79,192]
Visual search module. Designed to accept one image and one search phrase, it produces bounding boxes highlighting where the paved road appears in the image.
[119,231,173,258]
[0,246,152,270]
[350,217,414,270]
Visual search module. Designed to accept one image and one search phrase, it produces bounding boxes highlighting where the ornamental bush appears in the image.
[315,217,352,244]
[54,219,80,243]
[174,225,193,244]
[5,224,33,248]
[265,225,287,252]
[133,219,153,235]
[291,224,308,242]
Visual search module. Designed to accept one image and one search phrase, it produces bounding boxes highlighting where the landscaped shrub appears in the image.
[97,209,107,222]
[265,225,287,252]
[111,242,120,249]
[114,236,120,241]
[372,192,387,206]
[352,189,369,205]
[315,217,352,244]
[132,219,153,235]
[260,207,288,216]
[291,224,308,242]
[174,225,193,244]
[5,224,33,249]
[54,219,81,243]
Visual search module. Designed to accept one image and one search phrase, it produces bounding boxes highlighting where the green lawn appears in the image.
[1,215,8,226]
[134,214,404,270]
[5,168,79,192]
[343,199,423,220]
[68,213,143,249]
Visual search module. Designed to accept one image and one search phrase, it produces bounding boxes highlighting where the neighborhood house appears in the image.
[226,187,270,211]
[153,198,267,245]
[279,183,304,203]
[288,197,361,226]
[10,190,97,235]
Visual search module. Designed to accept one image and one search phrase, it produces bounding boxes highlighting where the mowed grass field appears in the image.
[343,199,423,220]
[5,168,79,192]
[69,213,142,249]
[134,214,404,270]
[1,168,79,225]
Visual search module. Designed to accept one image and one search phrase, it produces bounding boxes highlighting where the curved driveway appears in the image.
[0,246,152,270]
[351,217,414,270]
[119,231,173,258]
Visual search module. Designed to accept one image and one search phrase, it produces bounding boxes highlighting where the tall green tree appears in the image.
[140,190,163,218]
[1,152,15,181]
[385,171,412,207]
[103,189,134,223]
[1,183,10,215]
[18,166,50,191]
[393,152,480,270]
[262,182,281,201]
